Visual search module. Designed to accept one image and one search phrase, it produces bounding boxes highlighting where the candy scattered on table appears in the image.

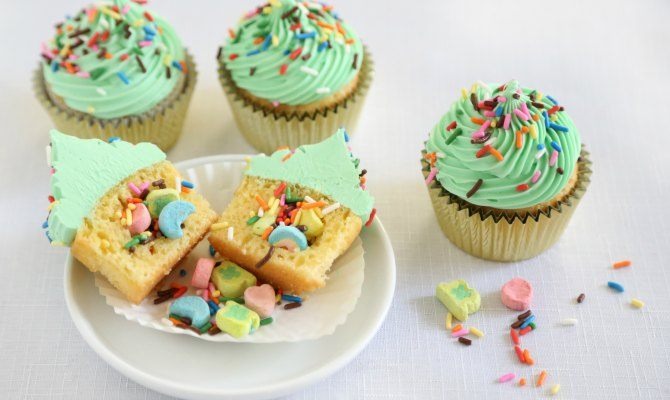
[607,281,625,293]
[215,301,260,338]
[577,293,586,303]
[536,370,547,387]
[501,277,533,311]
[612,260,632,269]
[436,279,481,322]
[631,298,645,309]
[498,373,516,383]
[550,384,561,395]
[561,318,578,326]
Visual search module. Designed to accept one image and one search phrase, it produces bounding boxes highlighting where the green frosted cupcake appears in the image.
[217,0,373,154]
[35,0,196,150]
[421,80,591,261]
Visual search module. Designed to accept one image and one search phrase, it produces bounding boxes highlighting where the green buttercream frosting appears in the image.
[40,0,185,119]
[425,80,581,209]
[245,129,374,220]
[47,130,165,245]
[221,0,363,106]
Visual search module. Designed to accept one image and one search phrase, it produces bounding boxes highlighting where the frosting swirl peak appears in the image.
[40,0,185,119]
[425,80,581,209]
[221,0,363,106]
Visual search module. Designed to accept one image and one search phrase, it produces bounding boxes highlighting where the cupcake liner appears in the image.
[218,47,374,154]
[34,50,197,151]
[421,148,592,262]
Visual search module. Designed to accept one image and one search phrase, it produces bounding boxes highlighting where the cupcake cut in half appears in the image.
[35,0,196,150]
[422,80,591,261]
[208,129,375,294]
[217,0,373,153]
[44,130,217,303]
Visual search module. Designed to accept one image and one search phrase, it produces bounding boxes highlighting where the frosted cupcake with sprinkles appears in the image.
[208,129,375,294]
[43,130,217,303]
[421,80,591,261]
[34,0,197,150]
[217,0,373,154]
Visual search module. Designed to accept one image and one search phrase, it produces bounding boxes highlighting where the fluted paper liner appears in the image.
[34,50,197,151]
[218,47,373,154]
[93,157,365,342]
[421,148,592,261]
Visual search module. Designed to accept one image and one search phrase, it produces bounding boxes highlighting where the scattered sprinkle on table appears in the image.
[631,298,645,309]
[469,327,484,338]
[561,318,578,326]
[613,260,632,269]
[536,370,547,387]
[458,337,472,346]
[577,293,586,303]
[551,384,561,395]
[498,373,515,383]
[607,281,625,292]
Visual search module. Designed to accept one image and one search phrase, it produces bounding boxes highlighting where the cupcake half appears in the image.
[35,0,196,150]
[217,0,373,153]
[208,129,375,294]
[44,130,217,303]
[422,80,591,261]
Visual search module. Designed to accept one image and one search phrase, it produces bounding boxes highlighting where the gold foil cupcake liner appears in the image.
[34,50,197,151]
[421,148,592,262]
[218,47,374,154]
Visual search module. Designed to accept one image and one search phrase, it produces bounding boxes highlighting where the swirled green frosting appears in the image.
[40,0,185,119]
[245,129,374,220]
[425,80,581,209]
[220,0,363,106]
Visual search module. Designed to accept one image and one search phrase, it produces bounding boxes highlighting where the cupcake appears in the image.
[217,0,373,154]
[44,130,217,303]
[34,0,196,150]
[209,129,375,294]
[421,80,591,261]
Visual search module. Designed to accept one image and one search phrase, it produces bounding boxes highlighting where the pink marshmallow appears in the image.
[501,278,533,311]
[244,284,276,318]
[128,203,151,235]
[191,258,215,289]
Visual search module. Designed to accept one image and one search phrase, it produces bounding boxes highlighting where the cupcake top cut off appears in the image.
[424,80,581,209]
[220,0,364,106]
[40,0,186,119]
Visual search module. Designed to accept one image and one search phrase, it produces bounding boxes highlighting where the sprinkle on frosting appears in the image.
[220,0,363,106]
[40,0,185,119]
[425,80,581,209]
[245,129,374,221]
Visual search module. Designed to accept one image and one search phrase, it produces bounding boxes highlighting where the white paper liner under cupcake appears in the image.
[93,155,365,343]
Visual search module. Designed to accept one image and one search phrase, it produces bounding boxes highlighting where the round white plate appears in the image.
[64,154,396,400]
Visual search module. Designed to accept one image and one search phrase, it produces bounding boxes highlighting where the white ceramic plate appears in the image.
[94,155,367,343]
[64,154,396,400]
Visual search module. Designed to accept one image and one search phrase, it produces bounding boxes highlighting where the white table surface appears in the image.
[2,0,669,398]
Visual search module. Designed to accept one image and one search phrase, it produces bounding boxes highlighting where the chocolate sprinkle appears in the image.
[255,246,274,268]
[284,302,302,310]
[470,92,479,111]
[511,319,524,329]
[302,53,312,61]
[512,93,520,99]
[153,294,172,305]
[352,53,358,69]
[531,102,545,109]
[216,46,223,60]
[250,67,256,76]
[517,310,532,320]
[557,167,564,175]
[135,55,146,73]
[281,5,298,19]
[207,325,221,335]
[577,293,586,303]
[466,179,483,198]
[152,179,164,187]
[166,66,171,79]
[458,337,472,346]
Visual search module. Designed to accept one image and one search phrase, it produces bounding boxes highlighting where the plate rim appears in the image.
[63,154,397,399]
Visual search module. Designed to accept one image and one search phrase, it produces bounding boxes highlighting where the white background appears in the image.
[2,0,670,399]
